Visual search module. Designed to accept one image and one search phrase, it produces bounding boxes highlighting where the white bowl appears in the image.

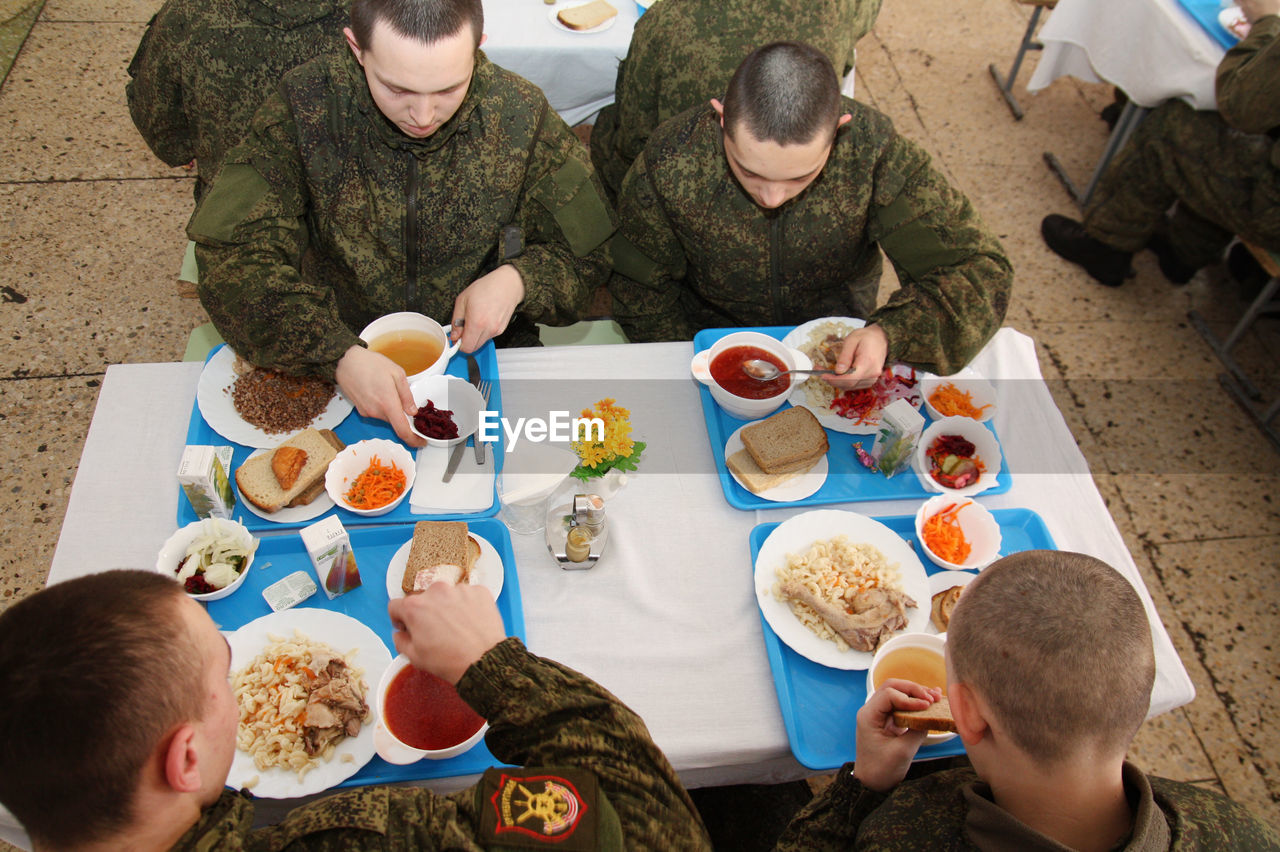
[155,517,256,601]
[919,370,997,424]
[914,416,1002,497]
[325,439,415,517]
[374,654,488,763]
[689,331,813,420]
[914,495,1002,571]
[359,312,460,382]
[865,631,954,744]
[406,375,486,447]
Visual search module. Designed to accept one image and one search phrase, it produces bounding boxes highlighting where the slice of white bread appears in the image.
[726,448,811,494]
[412,563,465,591]
[557,0,617,30]
[892,695,956,733]
[930,585,964,632]
[235,428,344,513]
[741,406,829,474]
[403,522,473,595]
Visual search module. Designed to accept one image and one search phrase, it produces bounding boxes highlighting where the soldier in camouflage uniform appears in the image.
[589,0,882,200]
[773,551,1280,851]
[189,0,616,445]
[126,0,350,203]
[0,573,712,851]
[610,42,1011,381]
[1041,0,1279,287]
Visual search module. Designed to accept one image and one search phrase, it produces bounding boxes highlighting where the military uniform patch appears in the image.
[478,767,598,849]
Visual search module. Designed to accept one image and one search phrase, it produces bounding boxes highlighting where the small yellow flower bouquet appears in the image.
[570,398,645,482]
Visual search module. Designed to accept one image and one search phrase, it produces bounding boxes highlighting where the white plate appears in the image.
[724,423,827,502]
[385,531,504,600]
[755,509,930,670]
[224,609,392,798]
[548,1,619,33]
[925,570,978,635]
[196,346,353,449]
[781,317,921,435]
[236,448,335,524]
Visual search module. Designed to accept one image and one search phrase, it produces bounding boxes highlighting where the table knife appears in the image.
[466,354,485,464]
[442,439,467,483]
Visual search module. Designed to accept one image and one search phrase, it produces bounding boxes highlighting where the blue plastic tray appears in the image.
[693,327,1013,510]
[207,518,525,786]
[180,343,503,531]
[750,507,1056,770]
[1174,0,1238,49]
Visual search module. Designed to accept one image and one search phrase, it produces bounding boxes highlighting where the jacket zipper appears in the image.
[769,212,783,323]
[405,154,419,310]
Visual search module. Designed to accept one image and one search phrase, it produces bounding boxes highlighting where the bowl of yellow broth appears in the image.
[359,312,460,382]
[866,631,955,744]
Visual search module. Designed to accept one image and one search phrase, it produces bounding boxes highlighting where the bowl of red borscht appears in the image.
[374,655,488,763]
[690,331,813,420]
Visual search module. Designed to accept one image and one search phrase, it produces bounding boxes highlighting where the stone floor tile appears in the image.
[1112,474,1280,544]
[1128,708,1216,783]
[41,0,156,21]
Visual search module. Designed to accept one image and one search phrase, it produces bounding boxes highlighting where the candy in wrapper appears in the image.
[263,571,318,612]
[869,398,924,478]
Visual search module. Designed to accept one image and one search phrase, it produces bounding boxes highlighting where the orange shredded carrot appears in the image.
[929,382,991,419]
[345,455,406,509]
[922,501,972,564]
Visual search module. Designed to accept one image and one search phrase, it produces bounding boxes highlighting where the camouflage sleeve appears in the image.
[508,108,616,328]
[1215,14,1280,135]
[866,136,1012,376]
[774,765,890,850]
[459,638,711,850]
[608,151,696,342]
[125,11,195,168]
[188,91,358,380]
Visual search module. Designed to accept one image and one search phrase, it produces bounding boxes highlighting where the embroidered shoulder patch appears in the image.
[478,767,598,850]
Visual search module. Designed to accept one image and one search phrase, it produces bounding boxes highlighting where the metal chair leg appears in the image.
[989,5,1045,121]
[1044,101,1148,207]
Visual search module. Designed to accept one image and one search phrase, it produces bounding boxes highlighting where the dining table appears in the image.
[0,326,1196,844]
[481,0,639,126]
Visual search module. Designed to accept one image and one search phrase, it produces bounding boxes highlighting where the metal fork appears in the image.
[474,379,491,464]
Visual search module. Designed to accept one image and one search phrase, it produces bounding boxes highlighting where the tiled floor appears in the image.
[0,0,1277,843]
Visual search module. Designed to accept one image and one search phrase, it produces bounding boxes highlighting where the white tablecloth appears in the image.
[1027,0,1225,109]
[23,329,1193,842]
[482,0,638,125]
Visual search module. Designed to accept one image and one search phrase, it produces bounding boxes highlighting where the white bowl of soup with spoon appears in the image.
[359,312,460,382]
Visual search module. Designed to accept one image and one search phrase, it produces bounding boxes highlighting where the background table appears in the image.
[482,0,638,125]
[12,329,1194,840]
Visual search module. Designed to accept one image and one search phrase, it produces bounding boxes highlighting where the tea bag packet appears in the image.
[871,399,924,478]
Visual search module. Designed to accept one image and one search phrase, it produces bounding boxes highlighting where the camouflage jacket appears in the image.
[1216,14,1280,167]
[774,763,1280,850]
[610,102,1012,376]
[189,51,616,377]
[126,0,350,202]
[172,639,711,851]
[589,0,881,199]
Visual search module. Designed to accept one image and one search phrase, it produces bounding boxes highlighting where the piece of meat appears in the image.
[780,580,917,652]
[300,657,369,756]
[271,446,308,489]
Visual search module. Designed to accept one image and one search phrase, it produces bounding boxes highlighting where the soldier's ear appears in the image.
[710,98,725,127]
[344,27,364,65]
[837,113,852,128]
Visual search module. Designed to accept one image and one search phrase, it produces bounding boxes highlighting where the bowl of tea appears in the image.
[359,312,460,381]
[689,331,813,420]
[866,631,955,744]
[373,654,488,764]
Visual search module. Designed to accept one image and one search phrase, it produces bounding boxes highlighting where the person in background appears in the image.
[774,550,1280,850]
[589,0,881,201]
[1041,0,1279,288]
[126,0,350,204]
[0,571,711,850]
[189,0,616,446]
[610,41,1011,385]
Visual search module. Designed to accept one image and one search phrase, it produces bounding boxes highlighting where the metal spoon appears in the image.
[741,359,838,382]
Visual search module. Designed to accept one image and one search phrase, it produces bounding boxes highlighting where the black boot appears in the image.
[1146,230,1199,285]
[1228,242,1269,301]
[1041,214,1133,287]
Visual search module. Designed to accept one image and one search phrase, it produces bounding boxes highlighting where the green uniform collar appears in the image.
[346,48,495,154]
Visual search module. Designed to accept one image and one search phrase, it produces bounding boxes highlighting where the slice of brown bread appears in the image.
[557,0,617,30]
[741,406,829,474]
[726,448,807,494]
[402,522,470,595]
[930,585,964,632]
[235,428,343,513]
[892,696,956,733]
